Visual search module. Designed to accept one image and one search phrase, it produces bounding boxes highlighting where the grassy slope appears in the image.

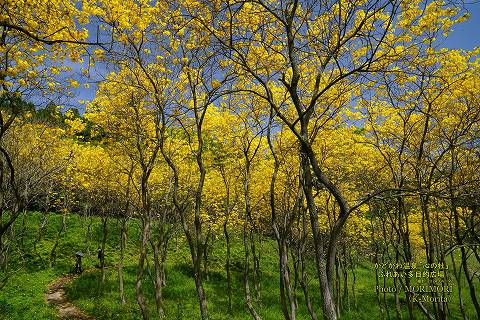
[0,212,478,319]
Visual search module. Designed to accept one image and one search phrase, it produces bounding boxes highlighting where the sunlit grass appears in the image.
[0,212,478,319]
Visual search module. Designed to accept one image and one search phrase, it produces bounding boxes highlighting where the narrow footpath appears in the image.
[45,274,95,320]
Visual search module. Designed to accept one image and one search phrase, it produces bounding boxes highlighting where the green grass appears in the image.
[0,212,479,319]
[0,268,58,320]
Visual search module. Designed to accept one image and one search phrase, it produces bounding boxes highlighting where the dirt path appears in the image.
[45,274,95,320]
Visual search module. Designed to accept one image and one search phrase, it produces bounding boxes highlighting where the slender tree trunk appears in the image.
[157,94,209,319]
[193,253,208,320]
[292,250,299,310]
[393,276,402,320]
[84,213,92,256]
[250,232,261,301]
[220,165,233,313]
[298,212,318,320]
[203,231,210,281]
[349,251,356,310]
[150,214,169,318]
[459,245,480,318]
[50,213,66,267]
[301,153,337,320]
[191,99,209,320]
[299,254,318,320]
[280,239,296,320]
[136,217,150,320]
[118,219,127,305]
[152,241,165,318]
[19,209,27,253]
[450,251,468,320]
[373,250,384,318]
[33,213,49,263]
[420,194,445,320]
[449,147,480,319]
[100,216,108,284]
[243,223,262,320]
[267,115,294,320]
[335,255,341,316]
[276,227,291,320]
[341,252,349,311]
[395,194,414,320]
[4,224,15,271]
[224,221,233,313]
[380,239,390,320]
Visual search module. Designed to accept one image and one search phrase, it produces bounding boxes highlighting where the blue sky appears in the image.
[439,2,480,50]
[67,3,480,112]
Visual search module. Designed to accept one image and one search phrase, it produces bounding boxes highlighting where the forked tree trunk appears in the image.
[301,152,337,320]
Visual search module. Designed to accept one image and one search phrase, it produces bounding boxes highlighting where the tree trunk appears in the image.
[50,213,66,267]
[224,221,233,313]
[393,277,402,320]
[349,251,356,310]
[335,255,341,315]
[152,241,165,318]
[298,213,318,320]
[281,239,296,320]
[449,147,480,319]
[450,251,468,320]
[136,217,150,320]
[203,231,210,281]
[250,232,261,301]
[193,254,209,320]
[460,245,480,318]
[301,153,337,320]
[243,224,262,320]
[118,219,127,305]
[84,213,92,256]
[19,209,27,254]
[33,213,49,263]
[100,216,108,284]
[299,257,318,320]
